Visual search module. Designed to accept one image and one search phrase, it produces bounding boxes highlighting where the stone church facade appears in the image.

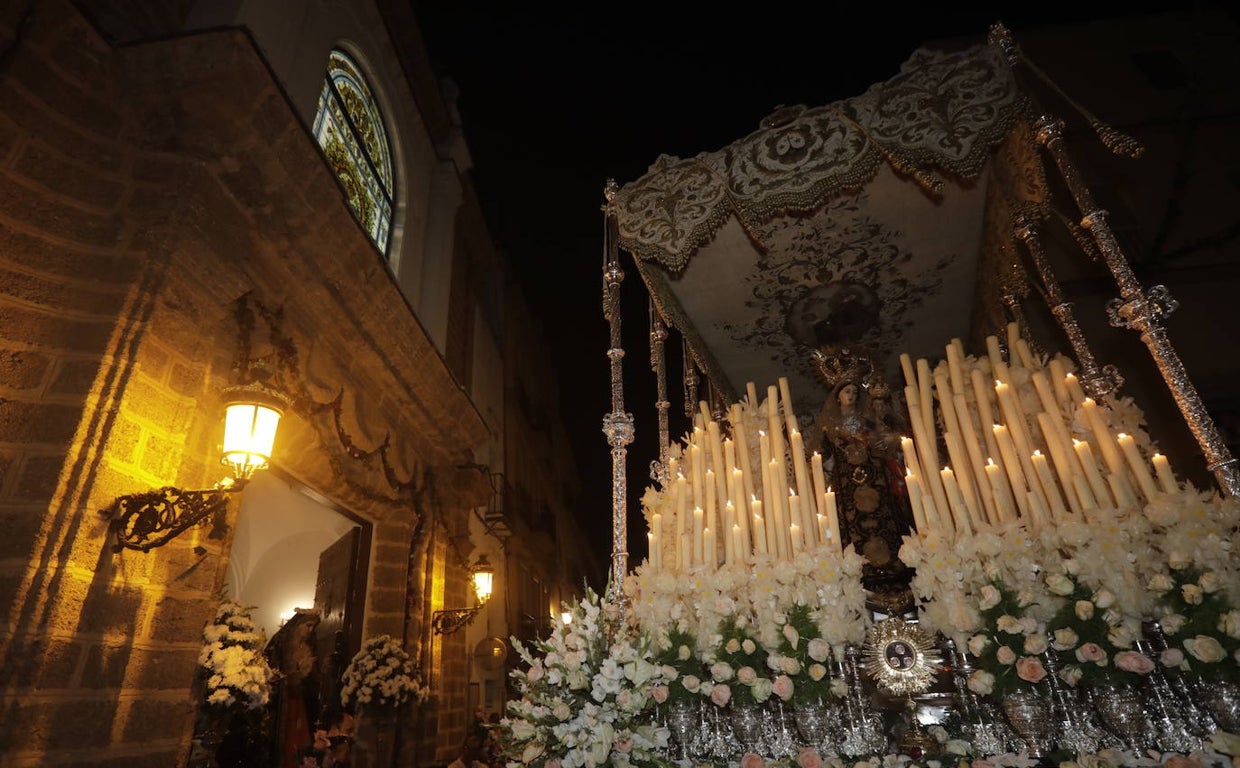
[0,1,601,766]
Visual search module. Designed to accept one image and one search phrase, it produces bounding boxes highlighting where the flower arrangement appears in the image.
[1041,568,1155,690]
[1149,564,1240,685]
[964,580,1052,699]
[340,634,428,710]
[768,603,841,707]
[650,626,706,706]
[499,586,670,768]
[197,599,275,711]
[704,616,771,708]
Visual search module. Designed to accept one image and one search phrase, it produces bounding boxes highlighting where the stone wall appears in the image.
[0,2,488,765]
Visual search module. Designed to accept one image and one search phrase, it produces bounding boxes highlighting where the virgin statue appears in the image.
[813,356,916,598]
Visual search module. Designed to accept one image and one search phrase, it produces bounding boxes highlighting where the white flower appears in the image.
[1075,600,1095,621]
[978,584,1001,610]
[1200,571,1222,593]
[1182,583,1204,605]
[1184,635,1227,663]
[1160,613,1186,635]
[1023,634,1048,655]
[967,634,990,657]
[1092,589,1115,609]
[1146,573,1174,594]
[967,670,995,695]
[1046,573,1075,596]
[1221,610,1240,639]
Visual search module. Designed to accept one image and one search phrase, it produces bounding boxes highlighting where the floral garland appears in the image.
[340,634,428,710]
[500,586,670,768]
[197,599,275,711]
[704,616,771,708]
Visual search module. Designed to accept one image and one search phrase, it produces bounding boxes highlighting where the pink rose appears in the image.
[547,761,561,768]
[996,645,1017,665]
[772,674,794,701]
[1075,642,1107,664]
[737,666,758,685]
[796,747,823,768]
[526,665,544,682]
[650,684,669,704]
[741,753,765,768]
[1114,650,1155,675]
[972,760,996,768]
[1161,648,1185,667]
[710,683,732,707]
[615,738,633,753]
[1015,656,1047,683]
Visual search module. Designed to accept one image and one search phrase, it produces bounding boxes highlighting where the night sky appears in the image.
[408,3,1204,564]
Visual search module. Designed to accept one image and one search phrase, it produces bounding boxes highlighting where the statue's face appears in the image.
[839,383,858,406]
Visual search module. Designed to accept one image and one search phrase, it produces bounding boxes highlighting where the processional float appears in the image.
[501,22,1240,768]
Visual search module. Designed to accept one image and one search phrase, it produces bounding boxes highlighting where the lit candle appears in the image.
[824,487,841,552]
[992,424,1031,518]
[763,459,787,560]
[692,506,704,566]
[788,493,803,554]
[986,335,1009,384]
[811,451,828,519]
[1073,439,1113,509]
[1117,433,1159,503]
[751,496,768,556]
[675,474,688,566]
[940,466,972,536]
[1073,474,1098,515]
[789,429,815,543]
[900,352,917,392]
[970,368,1002,464]
[994,381,1040,490]
[985,458,1016,523]
[652,512,663,572]
[648,531,657,571]
[1152,453,1178,495]
[732,405,757,505]
[952,392,996,525]
[900,437,923,480]
[947,339,966,395]
[816,513,829,544]
[1081,398,1126,479]
[906,472,928,532]
[690,441,705,513]
[1048,358,1071,406]
[1108,472,1138,510]
[1036,411,1083,516]
[1064,371,1087,407]
[705,468,718,549]
[944,429,984,529]
[906,395,949,518]
[703,527,716,570]
[1026,490,1049,532]
[1031,450,1067,520]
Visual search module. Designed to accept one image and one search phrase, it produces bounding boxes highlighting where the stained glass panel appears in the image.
[312,49,395,257]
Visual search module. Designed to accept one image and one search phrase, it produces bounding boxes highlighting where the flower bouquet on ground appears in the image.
[499,586,670,768]
[191,599,276,767]
[197,599,276,711]
[340,634,428,712]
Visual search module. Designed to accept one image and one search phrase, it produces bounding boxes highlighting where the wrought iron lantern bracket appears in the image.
[105,479,247,553]
[431,606,483,636]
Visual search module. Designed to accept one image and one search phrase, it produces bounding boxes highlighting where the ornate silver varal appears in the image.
[1032,116,1240,498]
[602,180,634,605]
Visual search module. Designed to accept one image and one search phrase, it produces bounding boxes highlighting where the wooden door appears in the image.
[314,526,363,718]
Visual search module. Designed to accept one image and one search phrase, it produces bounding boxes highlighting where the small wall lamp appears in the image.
[105,382,289,553]
[432,555,495,635]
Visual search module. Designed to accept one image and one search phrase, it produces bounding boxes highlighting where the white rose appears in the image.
[678,644,692,661]
[1160,613,1187,635]
[808,663,827,682]
[1053,627,1079,650]
[1161,648,1185,668]
[807,638,831,663]
[779,656,801,675]
[725,638,741,654]
[1093,590,1115,609]
[1169,551,1192,570]
[1075,600,1095,621]
[978,584,1001,610]
[1199,572,1221,594]
[1182,584,1204,606]
[967,634,990,657]
[1221,610,1240,639]
[967,670,995,695]
[783,624,800,646]
[742,639,757,654]
[1184,635,1227,663]
[710,661,734,682]
[1024,634,1049,655]
[1059,665,1083,686]
[1146,573,1174,594]
[1046,573,1075,596]
[996,615,1024,634]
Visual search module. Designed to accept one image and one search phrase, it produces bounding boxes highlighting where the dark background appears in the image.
[409,3,1210,562]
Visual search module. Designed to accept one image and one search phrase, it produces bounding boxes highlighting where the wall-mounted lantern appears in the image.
[433,555,495,635]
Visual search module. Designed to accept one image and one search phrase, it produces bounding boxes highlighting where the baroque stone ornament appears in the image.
[861,618,941,697]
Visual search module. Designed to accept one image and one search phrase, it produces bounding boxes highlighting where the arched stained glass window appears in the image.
[313,49,395,257]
